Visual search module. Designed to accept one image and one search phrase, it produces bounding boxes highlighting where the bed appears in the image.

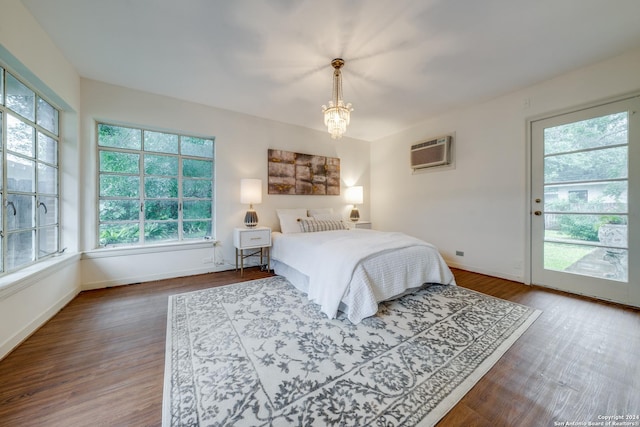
[271,209,456,323]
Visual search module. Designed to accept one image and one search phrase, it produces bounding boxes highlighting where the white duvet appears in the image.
[271,229,456,323]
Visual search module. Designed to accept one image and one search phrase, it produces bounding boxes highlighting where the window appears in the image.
[0,66,60,273]
[97,123,214,247]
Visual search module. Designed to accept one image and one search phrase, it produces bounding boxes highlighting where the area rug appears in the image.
[163,276,540,426]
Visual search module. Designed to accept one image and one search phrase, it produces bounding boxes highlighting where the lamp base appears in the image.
[244,210,258,228]
[349,207,360,222]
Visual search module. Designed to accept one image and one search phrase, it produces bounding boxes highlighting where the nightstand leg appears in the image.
[240,249,244,277]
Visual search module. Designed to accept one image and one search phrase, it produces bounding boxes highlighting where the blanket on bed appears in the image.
[271,229,454,321]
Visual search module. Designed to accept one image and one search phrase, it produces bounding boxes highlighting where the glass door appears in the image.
[530,96,639,306]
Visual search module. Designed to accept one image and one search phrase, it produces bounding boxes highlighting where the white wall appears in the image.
[80,79,371,288]
[0,0,82,359]
[371,47,640,282]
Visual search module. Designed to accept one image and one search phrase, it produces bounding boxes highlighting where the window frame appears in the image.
[96,122,215,248]
[0,65,61,275]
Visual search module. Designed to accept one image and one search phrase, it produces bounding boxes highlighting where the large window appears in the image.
[97,123,214,247]
[0,66,60,273]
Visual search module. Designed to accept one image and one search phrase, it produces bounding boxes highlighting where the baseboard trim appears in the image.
[447,261,524,283]
[81,263,236,291]
[0,287,79,361]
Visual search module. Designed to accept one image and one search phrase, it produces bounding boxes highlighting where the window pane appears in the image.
[38,132,58,164]
[144,200,178,220]
[182,136,213,158]
[183,179,212,198]
[183,158,212,178]
[145,221,178,243]
[183,220,211,239]
[183,200,211,219]
[38,226,58,257]
[100,175,139,197]
[7,194,35,230]
[7,230,34,270]
[98,124,141,150]
[545,182,627,213]
[7,114,34,156]
[38,163,57,194]
[38,196,58,226]
[6,73,35,121]
[144,154,178,176]
[7,154,35,192]
[545,146,627,184]
[144,131,178,154]
[99,150,139,173]
[544,241,627,282]
[544,112,627,155]
[144,177,177,198]
[99,223,140,246]
[544,213,628,247]
[99,200,139,221]
[37,97,59,135]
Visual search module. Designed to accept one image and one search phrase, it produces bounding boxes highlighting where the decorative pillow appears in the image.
[298,218,347,233]
[311,213,343,222]
[277,208,308,233]
[308,208,334,217]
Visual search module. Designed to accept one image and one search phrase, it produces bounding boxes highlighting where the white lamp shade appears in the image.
[241,179,262,204]
[345,186,363,205]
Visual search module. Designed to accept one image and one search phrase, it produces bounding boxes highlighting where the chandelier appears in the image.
[322,58,353,139]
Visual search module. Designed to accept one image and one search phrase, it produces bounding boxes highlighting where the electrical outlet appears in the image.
[455,250,464,257]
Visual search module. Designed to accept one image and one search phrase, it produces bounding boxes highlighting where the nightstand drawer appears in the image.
[234,228,271,248]
[346,221,372,230]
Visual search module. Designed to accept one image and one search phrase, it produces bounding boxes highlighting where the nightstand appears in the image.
[346,221,372,230]
[233,227,271,276]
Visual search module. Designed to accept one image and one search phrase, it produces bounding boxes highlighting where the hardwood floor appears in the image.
[0,268,638,426]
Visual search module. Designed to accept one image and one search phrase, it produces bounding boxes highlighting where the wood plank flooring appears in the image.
[0,268,638,426]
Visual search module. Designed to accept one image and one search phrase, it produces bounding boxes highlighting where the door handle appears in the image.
[534,211,542,216]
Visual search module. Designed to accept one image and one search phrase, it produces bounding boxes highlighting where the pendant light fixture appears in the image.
[322,58,353,139]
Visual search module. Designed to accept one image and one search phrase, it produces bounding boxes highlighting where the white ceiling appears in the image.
[21,0,640,141]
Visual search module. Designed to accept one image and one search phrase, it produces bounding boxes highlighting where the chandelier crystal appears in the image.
[322,58,353,139]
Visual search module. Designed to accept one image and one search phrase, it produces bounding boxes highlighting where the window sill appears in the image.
[0,253,81,300]
[82,239,218,259]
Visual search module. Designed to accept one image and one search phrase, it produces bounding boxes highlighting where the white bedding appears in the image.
[271,229,456,323]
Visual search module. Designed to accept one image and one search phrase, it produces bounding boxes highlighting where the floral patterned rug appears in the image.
[163,276,540,426]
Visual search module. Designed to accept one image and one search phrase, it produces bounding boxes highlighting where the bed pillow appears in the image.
[298,218,347,233]
[277,208,308,233]
[308,207,334,217]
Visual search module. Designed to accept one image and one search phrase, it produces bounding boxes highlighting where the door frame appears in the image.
[525,91,640,306]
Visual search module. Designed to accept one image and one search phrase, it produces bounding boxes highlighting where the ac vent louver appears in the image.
[411,136,451,170]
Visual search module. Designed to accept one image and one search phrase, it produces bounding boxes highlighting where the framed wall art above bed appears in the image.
[268,149,340,195]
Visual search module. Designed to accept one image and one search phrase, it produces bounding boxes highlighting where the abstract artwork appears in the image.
[268,149,340,195]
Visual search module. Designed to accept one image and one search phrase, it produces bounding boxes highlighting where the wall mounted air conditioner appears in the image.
[410,136,452,170]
